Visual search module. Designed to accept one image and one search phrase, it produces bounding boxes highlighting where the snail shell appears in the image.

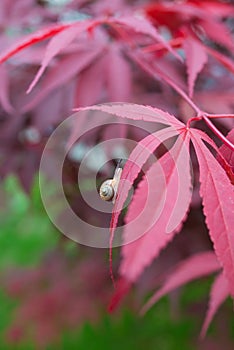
[99,179,115,201]
[99,163,122,203]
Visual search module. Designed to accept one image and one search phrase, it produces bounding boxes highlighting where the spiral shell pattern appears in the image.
[99,179,114,201]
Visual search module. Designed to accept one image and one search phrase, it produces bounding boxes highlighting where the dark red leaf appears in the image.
[142,251,220,314]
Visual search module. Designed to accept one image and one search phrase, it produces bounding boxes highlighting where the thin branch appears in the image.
[132,49,234,151]
[130,50,202,115]
[203,116,234,152]
[206,114,234,120]
[159,70,202,115]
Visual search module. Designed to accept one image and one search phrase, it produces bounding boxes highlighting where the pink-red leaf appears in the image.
[75,54,107,107]
[22,47,102,112]
[105,44,132,102]
[205,46,234,75]
[27,20,96,93]
[200,19,234,53]
[183,38,208,98]
[141,251,220,314]
[191,129,234,296]
[200,272,230,338]
[111,127,181,235]
[0,23,71,64]
[110,15,183,62]
[79,103,184,128]
[109,126,181,281]
[119,130,192,282]
[217,128,234,185]
[196,1,234,17]
[108,277,131,313]
[219,129,234,171]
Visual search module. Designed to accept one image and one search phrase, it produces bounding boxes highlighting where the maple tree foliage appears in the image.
[0,0,234,345]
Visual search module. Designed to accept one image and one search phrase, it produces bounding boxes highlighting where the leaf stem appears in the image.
[202,115,234,151]
[186,116,202,128]
[142,37,183,53]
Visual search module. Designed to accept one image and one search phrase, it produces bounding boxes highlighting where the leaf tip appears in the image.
[108,278,131,313]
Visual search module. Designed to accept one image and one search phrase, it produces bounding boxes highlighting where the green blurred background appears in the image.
[0,176,233,350]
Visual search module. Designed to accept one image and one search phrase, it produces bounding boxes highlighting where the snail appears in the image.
[99,160,123,204]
